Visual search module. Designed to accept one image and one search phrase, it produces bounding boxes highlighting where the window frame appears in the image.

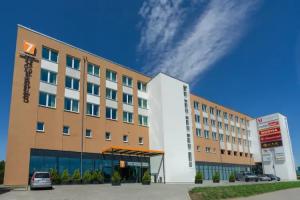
[137,81,147,92]
[42,46,58,63]
[87,62,100,77]
[123,111,133,123]
[138,115,148,126]
[64,97,79,113]
[86,103,99,117]
[106,107,117,120]
[87,82,100,96]
[106,88,117,101]
[36,122,45,132]
[40,68,57,85]
[85,129,92,138]
[66,55,80,70]
[63,126,70,135]
[106,69,117,82]
[39,91,56,108]
[122,75,133,87]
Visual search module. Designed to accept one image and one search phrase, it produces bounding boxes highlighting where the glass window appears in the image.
[138,98,147,109]
[87,63,100,77]
[40,69,57,85]
[204,130,209,139]
[123,111,133,123]
[106,69,117,82]
[123,93,133,105]
[105,132,111,141]
[63,126,70,135]
[139,137,143,145]
[86,103,99,117]
[42,47,58,63]
[219,134,224,142]
[64,98,79,112]
[86,129,92,138]
[106,107,117,120]
[87,82,99,96]
[65,76,80,90]
[212,132,217,140]
[66,55,80,70]
[36,122,44,132]
[196,128,201,137]
[122,75,132,87]
[106,88,117,101]
[123,135,128,143]
[202,104,207,112]
[39,92,56,108]
[194,101,199,110]
[138,115,148,126]
[137,81,147,92]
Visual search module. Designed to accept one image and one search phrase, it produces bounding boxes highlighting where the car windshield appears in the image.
[35,173,50,178]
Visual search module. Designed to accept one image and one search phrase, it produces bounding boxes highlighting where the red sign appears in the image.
[259,126,282,148]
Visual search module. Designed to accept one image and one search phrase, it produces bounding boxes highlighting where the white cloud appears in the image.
[138,0,260,83]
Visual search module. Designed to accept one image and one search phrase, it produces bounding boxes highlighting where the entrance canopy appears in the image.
[102,146,164,157]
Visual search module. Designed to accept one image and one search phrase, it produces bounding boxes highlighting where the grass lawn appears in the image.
[189,181,300,200]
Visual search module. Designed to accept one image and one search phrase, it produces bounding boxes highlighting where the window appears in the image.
[105,132,111,141]
[66,55,80,70]
[203,117,208,125]
[218,122,222,129]
[188,152,192,167]
[204,130,209,139]
[138,98,148,109]
[232,137,236,143]
[122,75,132,87]
[240,152,243,156]
[202,104,207,112]
[36,122,44,132]
[195,115,200,123]
[219,133,224,142]
[205,147,211,153]
[137,81,147,92]
[87,63,100,77]
[106,107,117,120]
[216,109,221,116]
[85,129,92,138]
[65,76,80,90]
[138,115,148,126]
[106,69,117,82]
[194,101,199,110]
[225,124,229,131]
[40,69,57,85]
[42,47,58,63]
[86,103,99,117]
[139,137,144,145]
[123,93,133,105]
[196,128,201,137]
[39,92,56,108]
[226,135,230,142]
[196,146,201,152]
[63,126,70,135]
[87,82,99,96]
[209,107,214,115]
[223,112,228,119]
[231,125,235,132]
[234,151,237,156]
[64,98,79,112]
[228,150,231,155]
[235,116,239,123]
[183,86,188,97]
[221,150,225,154]
[212,132,217,141]
[106,88,117,101]
[230,114,233,120]
[238,138,242,145]
[184,99,188,113]
[123,111,133,123]
[211,120,215,127]
[123,135,128,143]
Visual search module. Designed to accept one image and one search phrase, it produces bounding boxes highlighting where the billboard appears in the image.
[257,115,282,148]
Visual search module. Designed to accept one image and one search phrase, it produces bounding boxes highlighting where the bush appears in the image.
[195,172,203,184]
[82,171,92,184]
[49,168,61,185]
[94,171,104,184]
[61,169,70,184]
[111,171,121,185]
[229,172,235,182]
[213,172,220,183]
[72,169,81,184]
[0,160,4,184]
[142,170,151,185]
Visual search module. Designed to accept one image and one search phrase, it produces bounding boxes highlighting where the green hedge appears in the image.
[190,181,300,200]
[0,160,5,184]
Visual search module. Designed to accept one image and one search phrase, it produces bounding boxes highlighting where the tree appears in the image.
[0,160,5,184]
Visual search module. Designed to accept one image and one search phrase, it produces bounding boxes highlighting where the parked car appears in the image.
[265,174,281,181]
[30,172,52,190]
[236,172,259,182]
[258,174,272,181]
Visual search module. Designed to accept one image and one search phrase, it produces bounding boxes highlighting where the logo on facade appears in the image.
[20,41,39,103]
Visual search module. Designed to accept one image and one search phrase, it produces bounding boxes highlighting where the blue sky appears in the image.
[0,0,299,166]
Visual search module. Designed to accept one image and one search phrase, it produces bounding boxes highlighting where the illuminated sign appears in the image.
[120,160,125,168]
[23,41,36,55]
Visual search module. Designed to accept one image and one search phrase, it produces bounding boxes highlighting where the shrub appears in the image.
[111,171,121,185]
[95,171,104,184]
[0,160,4,184]
[61,169,70,184]
[213,172,220,183]
[142,170,151,185]
[82,171,92,184]
[195,172,203,184]
[229,172,235,182]
[49,168,61,185]
[72,169,81,184]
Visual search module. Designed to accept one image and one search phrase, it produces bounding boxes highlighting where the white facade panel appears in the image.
[220,142,225,149]
[249,119,262,163]
[137,90,148,99]
[106,99,118,109]
[86,94,100,105]
[66,67,80,79]
[87,74,100,85]
[202,112,208,118]
[41,59,58,72]
[39,82,57,94]
[106,80,118,90]
[65,88,80,100]
[122,86,133,95]
[123,104,134,113]
[138,108,148,116]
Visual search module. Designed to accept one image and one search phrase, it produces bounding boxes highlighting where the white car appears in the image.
[30,172,52,190]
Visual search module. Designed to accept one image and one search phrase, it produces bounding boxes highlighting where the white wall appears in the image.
[249,120,262,163]
[148,73,195,183]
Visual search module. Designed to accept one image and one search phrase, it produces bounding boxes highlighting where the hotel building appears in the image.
[4,25,296,186]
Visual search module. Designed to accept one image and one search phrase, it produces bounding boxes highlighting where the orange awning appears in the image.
[102,146,164,157]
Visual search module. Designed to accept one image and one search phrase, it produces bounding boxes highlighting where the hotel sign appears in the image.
[20,41,38,103]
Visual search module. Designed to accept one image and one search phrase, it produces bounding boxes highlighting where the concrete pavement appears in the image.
[232,188,300,200]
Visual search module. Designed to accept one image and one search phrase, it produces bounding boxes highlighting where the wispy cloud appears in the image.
[138,0,260,83]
